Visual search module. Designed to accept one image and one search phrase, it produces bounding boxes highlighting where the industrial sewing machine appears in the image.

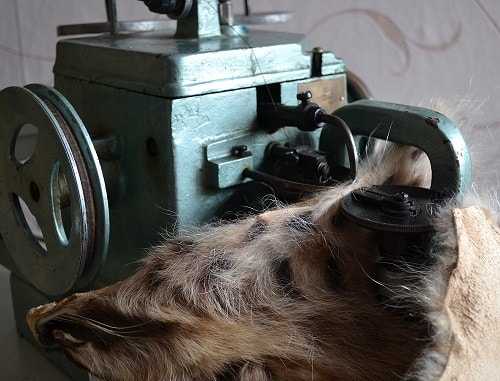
[0,0,471,379]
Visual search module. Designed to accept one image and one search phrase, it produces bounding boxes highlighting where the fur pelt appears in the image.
[26,100,499,381]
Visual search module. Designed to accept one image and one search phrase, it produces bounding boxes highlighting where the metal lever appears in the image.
[351,188,421,217]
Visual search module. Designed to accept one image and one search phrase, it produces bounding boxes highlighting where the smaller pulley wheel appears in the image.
[341,185,445,233]
[0,85,109,295]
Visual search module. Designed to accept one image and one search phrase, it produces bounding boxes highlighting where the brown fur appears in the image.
[26,101,499,381]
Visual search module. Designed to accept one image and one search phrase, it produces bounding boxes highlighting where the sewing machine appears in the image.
[0,0,471,379]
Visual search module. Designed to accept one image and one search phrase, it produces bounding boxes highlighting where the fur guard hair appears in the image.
[26,100,499,381]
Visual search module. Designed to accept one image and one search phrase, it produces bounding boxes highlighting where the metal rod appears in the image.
[317,113,359,179]
[243,169,329,193]
[105,0,118,34]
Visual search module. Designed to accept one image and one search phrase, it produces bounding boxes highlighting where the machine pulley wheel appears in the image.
[0,85,109,295]
[341,185,443,233]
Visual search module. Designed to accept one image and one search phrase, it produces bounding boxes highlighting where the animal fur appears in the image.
[26,101,499,381]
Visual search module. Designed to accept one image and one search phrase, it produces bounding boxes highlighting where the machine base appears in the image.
[10,273,88,381]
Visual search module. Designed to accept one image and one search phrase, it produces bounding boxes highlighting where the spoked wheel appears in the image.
[0,84,109,295]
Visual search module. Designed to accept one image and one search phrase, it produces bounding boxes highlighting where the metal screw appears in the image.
[394,192,409,202]
[297,91,313,104]
[231,145,248,157]
[311,47,323,77]
[425,117,440,129]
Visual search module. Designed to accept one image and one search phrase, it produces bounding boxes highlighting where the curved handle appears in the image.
[320,100,472,195]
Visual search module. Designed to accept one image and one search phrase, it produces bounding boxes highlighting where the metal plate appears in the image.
[0,86,108,295]
[298,76,346,114]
